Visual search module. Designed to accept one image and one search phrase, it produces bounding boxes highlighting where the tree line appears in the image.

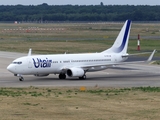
[0,3,160,21]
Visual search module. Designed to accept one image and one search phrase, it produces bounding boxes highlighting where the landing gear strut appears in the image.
[59,74,66,79]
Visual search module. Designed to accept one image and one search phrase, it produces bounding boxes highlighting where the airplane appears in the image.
[7,20,156,81]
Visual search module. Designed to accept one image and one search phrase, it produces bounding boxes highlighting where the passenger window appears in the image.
[12,62,22,64]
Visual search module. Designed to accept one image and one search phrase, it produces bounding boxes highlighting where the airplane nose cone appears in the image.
[7,64,15,73]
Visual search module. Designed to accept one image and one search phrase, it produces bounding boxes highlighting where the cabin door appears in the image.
[28,58,32,68]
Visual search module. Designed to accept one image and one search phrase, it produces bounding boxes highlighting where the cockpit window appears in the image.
[12,62,22,64]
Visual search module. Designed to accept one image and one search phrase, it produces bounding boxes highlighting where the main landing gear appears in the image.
[59,73,66,79]
[19,77,24,81]
[58,73,86,80]
[19,76,24,81]
[79,75,86,80]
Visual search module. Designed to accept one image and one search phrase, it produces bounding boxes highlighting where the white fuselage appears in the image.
[7,52,127,75]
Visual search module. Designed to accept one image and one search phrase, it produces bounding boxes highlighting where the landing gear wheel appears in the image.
[19,77,24,81]
[59,74,66,79]
[79,75,86,80]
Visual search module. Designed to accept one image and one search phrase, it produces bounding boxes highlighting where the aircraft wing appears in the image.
[61,49,156,71]
[82,49,156,68]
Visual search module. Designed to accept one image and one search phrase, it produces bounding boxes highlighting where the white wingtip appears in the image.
[28,48,32,56]
[147,49,156,62]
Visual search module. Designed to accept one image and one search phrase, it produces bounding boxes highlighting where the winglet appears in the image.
[147,49,156,62]
[28,48,32,56]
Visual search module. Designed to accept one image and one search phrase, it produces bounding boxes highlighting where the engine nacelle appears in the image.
[67,67,84,77]
[34,74,49,77]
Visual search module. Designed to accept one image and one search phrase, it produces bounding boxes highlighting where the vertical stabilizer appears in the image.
[102,20,132,54]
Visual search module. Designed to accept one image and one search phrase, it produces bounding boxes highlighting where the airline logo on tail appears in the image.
[113,20,131,53]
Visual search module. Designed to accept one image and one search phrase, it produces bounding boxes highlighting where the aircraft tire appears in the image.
[79,75,86,80]
[19,77,24,81]
[59,74,66,79]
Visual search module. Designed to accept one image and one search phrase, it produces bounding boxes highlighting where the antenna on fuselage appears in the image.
[28,48,32,56]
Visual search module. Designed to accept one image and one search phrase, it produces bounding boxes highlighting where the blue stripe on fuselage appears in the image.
[114,20,131,53]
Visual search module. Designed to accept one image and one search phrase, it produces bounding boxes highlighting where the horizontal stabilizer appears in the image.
[121,51,155,57]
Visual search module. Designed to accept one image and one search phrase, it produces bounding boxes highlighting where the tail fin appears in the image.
[102,20,132,54]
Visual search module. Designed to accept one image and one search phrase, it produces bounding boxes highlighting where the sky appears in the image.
[0,0,160,5]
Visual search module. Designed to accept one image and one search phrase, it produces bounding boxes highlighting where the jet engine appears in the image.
[67,67,84,77]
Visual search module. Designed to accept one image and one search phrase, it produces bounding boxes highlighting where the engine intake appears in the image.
[67,67,84,77]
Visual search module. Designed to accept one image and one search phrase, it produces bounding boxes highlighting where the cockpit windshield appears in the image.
[12,62,22,64]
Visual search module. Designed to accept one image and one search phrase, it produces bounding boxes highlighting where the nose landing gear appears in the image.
[14,74,24,81]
